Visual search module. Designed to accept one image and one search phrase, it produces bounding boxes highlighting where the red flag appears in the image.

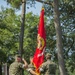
[33,8,46,75]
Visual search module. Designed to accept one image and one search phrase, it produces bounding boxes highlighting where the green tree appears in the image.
[2,0,75,75]
[0,7,21,59]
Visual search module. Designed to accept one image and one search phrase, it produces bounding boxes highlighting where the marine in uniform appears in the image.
[27,56,37,75]
[9,54,28,75]
[39,53,56,75]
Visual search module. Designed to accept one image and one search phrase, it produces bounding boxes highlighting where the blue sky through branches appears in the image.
[0,0,42,15]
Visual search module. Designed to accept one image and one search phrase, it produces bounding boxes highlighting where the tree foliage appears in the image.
[0,7,21,61]
[1,0,75,75]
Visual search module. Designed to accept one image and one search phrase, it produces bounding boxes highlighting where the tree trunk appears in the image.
[54,0,67,75]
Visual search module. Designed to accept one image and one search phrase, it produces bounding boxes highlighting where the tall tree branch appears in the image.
[36,0,53,6]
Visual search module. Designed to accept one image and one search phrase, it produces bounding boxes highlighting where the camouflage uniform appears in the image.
[27,63,35,75]
[40,53,56,75]
[9,61,23,75]
[9,54,24,75]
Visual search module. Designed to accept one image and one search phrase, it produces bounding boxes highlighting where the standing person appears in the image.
[27,56,37,75]
[39,53,56,75]
[9,54,28,75]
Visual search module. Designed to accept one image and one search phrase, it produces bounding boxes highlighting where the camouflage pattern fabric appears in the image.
[9,61,23,75]
[40,59,56,75]
[27,63,35,75]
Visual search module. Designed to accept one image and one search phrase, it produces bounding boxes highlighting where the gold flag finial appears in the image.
[42,7,44,11]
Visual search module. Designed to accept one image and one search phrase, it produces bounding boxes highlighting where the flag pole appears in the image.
[42,0,45,8]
